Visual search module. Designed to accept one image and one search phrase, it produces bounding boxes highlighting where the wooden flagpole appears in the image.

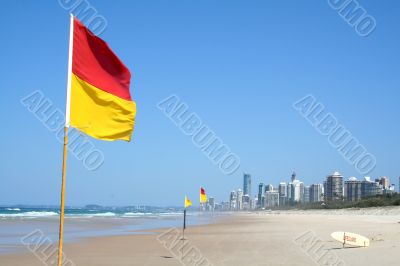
[58,14,74,266]
[57,127,69,266]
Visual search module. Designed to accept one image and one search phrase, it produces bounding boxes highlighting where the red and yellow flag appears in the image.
[68,17,136,141]
[200,187,207,203]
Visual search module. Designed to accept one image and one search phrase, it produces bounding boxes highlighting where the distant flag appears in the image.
[184,196,192,208]
[67,17,136,141]
[57,15,136,266]
[183,195,192,236]
[200,187,207,203]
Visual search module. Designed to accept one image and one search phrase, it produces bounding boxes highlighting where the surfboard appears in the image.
[331,232,370,247]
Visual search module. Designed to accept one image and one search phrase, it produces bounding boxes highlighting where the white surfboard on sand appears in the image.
[331,232,370,247]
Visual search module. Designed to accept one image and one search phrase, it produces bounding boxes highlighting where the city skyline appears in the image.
[201,171,397,211]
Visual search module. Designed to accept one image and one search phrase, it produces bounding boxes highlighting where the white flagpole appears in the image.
[64,14,74,128]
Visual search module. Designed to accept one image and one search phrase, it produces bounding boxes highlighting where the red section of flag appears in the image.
[200,187,206,195]
[72,17,132,101]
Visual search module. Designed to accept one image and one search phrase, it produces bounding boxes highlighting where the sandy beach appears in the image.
[0,207,399,266]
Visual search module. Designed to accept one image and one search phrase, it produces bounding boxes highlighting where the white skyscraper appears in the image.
[291,180,303,203]
[236,189,243,211]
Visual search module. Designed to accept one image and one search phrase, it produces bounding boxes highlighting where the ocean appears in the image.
[0,206,216,254]
[0,205,185,218]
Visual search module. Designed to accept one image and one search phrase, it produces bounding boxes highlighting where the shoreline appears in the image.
[0,207,399,265]
[0,213,219,256]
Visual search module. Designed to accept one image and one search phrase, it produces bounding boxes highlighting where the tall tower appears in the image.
[258,183,264,208]
[291,171,296,182]
[243,173,252,197]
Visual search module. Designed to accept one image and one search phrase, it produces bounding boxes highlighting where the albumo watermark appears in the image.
[293,94,376,175]
[21,90,105,171]
[58,0,107,35]
[328,0,376,37]
[158,95,241,175]
[21,229,75,266]
[293,230,345,266]
[157,227,214,266]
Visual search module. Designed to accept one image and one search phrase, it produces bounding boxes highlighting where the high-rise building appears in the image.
[265,184,273,192]
[321,184,324,198]
[325,171,344,201]
[361,177,382,198]
[291,171,296,182]
[383,184,395,195]
[261,194,265,209]
[236,189,243,211]
[344,177,362,202]
[300,182,304,202]
[252,197,258,210]
[242,195,250,210]
[278,182,287,205]
[291,180,303,203]
[265,191,280,208]
[379,177,390,189]
[303,186,310,203]
[243,173,252,198]
[310,184,323,203]
[287,182,293,203]
[229,191,237,211]
[258,183,264,209]
[209,197,215,211]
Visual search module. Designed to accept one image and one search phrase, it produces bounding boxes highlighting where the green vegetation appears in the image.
[271,193,400,210]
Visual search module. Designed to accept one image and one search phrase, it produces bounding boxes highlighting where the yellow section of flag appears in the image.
[200,194,207,203]
[184,196,192,208]
[70,74,136,141]
[200,187,207,203]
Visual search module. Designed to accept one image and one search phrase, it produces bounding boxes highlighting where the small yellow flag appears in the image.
[185,196,192,208]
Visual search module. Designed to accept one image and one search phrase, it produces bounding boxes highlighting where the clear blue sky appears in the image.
[1,0,399,206]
